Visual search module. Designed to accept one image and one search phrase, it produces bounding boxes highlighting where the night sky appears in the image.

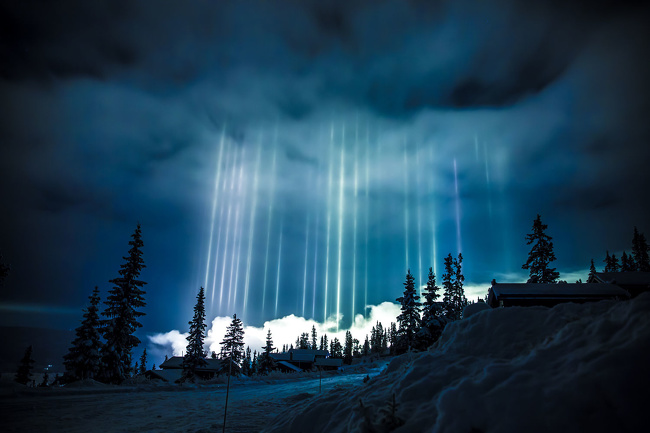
[1,0,649,337]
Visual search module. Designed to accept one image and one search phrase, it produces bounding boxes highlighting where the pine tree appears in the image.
[395,269,421,353]
[321,334,328,352]
[259,329,275,375]
[101,224,147,383]
[64,286,103,381]
[139,348,147,375]
[522,214,560,283]
[389,322,397,355]
[587,259,598,283]
[183,287,207,381]
[40,370,49,387]
[371,322,384,354]
[442,254,455,319]
[299,332,310,349]
[419,268,445,346]
[220,314,245,375]
[621,251,635,272]
[311,325,318,350]
[453,253,468,315]
[363,335,370,356]
[603,250,612,272]
[242,347,252,376]
[610,254,620,272]
[343,331,353,364]
[329,337,343,358]
[632,227,650,271]
[15,345,35,385]
[251,350,258,375]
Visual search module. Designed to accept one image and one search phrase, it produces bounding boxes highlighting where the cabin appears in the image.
[270,348,342,371]
[145,356,239,382]
[487,282,630,308]
[593,272,650,298]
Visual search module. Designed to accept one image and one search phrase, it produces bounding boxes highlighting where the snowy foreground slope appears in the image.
[264,294,650,433]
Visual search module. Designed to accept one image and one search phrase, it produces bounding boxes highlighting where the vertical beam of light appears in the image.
[242,134,262,321]
[364,122,370,318]
[484,140,493,218]
[336,124,346,332]
[261,125,278,316]
[403,136,409,270]
[416,140,423,299]
[351,118,358,325]
[230,148,247,312]
[311,213,319,319]
[204,125,227,290]
[210,138,232,309]
[302,215,310,317]
[324,123,334,321]
[274,220,284,318]
[429,145,438,278]
[453,158,462,254]
[219,146,239,310]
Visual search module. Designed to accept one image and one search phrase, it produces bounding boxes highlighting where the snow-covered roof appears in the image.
[594,272,650,286]
[490,283,630,298]
[276,361,303,372]
[270,352,291,361]
[291,352,317,362]
[159,356,223,371]
[146,369,183,382]
[160,356,183,369]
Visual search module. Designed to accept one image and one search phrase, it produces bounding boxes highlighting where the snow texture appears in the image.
[264,294,650,433]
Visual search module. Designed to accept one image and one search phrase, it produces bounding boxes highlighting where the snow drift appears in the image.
[264,293,650,433]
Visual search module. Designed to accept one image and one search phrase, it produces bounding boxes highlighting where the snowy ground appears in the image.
[264,294,650,433]
[1,362,387,433]
[4,294,648,433]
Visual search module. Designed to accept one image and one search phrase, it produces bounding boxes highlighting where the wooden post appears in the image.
[222,346,233,433]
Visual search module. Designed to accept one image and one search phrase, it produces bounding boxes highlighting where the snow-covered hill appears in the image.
[264,293,650,433]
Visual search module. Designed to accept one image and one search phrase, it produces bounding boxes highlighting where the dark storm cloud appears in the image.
[1,0,649,335]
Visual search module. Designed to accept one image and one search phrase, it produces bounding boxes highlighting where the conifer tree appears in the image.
[389,322,397,354]
[363,335,370,356]
[321,334,328,352]
[242,347,252,376]
[251,350,258,375]
[587,259,598,283]
[603,251,620,272]
[183,287,207,381]
[101,224,147,383]
[522,215,559,283]
[40,370,49,387]
[603,250,612,272]
[621,251,635,271]
[442,254,455,318]
[220,314,245,375]
[259,329,275,374]
[311,325,318,350]
[632,227,650,271]
[64,286,103,381]
[343,331,353,364]
[15,345,35,385]
[299,332,310,349]
[329,337,343,358]
[419,268,445,346]
[139,348,147,375]
[454,253,468,313]
[395,269,421,353]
